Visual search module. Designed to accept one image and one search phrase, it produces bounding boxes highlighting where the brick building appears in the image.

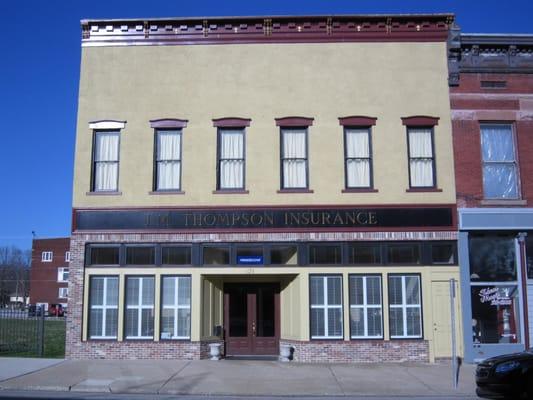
[450,34,533,362]
[30,237,70,312]
[67,14,461,362]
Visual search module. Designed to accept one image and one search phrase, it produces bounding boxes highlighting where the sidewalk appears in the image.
[0,358,476,397]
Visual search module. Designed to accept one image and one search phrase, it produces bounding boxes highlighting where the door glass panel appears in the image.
[228,287,247,337]
[256,286,275,337]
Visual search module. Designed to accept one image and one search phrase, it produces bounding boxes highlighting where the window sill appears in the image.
[405,188,443,193]
[212,189,249,194]
[342,188,378,193]
[149,190,185,195]
[277,189,314,194]
[481,199,527,206]
[86,191,122,196]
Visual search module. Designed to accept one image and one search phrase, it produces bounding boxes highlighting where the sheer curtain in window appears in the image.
[408,129,434,187]
[346,129,370,187]
[481,125,518,199]
[219,130,244,189]
[94,132,119,191]
[157,130,181,190]
[282,129,307,188]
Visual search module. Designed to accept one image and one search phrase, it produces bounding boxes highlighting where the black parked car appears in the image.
[27,305,43,317]
[476,350,533,399]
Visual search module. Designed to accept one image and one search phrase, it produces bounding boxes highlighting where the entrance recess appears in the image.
[224,283,280,356]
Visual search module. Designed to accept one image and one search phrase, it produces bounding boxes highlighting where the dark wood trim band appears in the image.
[338,116,377,126]
[405,188,443,193]
[401,116,440,126]
[212,117,252,127]
[275,117,314,127]
[149,119,188,128]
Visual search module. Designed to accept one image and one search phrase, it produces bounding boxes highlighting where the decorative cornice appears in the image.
[212,117,251,127]
[149,118,188,128]
[275,116,314,127]
[338,116,377,126]
[80,14,452,47]
[448,32,533,85]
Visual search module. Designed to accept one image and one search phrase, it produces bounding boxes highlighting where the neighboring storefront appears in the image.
[451,34,533,362]
[67,14,461,362]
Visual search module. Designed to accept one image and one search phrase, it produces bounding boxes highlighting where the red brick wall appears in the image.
[29,238,70,306]
[451,73,533,208]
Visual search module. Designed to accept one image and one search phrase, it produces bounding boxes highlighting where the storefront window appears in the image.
[469,236,516,282]
[471,286,521,344]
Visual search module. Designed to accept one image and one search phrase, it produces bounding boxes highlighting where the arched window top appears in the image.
[275,116,314,127]
[150,118,188,128]
[88,120,126,130]
[401,116,439,127]
[338,116,377,126]
[212,117,251,127]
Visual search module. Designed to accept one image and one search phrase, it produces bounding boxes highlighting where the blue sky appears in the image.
[0,0,532,251]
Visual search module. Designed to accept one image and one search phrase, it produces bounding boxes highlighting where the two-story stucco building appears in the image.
[67,14,462,362]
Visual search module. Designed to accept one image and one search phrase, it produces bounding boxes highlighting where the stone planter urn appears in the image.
[209,343,222,360]
[279,344,291,362]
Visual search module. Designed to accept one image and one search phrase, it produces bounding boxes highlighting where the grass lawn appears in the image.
[0,318,65,358]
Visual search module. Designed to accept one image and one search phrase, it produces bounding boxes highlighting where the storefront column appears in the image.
[458,231,474,362]
[190,272,202,342]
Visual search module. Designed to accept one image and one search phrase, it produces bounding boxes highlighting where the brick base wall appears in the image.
[280,340,430,363]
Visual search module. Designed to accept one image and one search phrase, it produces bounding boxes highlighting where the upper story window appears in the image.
[89,121,125,192]
[65,251,71,262]
[481,124,519,199]
[213,118,250,191]
[57,267,69,282]
[402,116,439,189]
[339,116,377,189]
[218,129,245,189]
[155,130,182,190]
[276,117,314,190]
[150,119,188,192]
[41,251,53,262]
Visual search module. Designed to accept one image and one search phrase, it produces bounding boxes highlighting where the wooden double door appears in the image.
[224,283,280,356]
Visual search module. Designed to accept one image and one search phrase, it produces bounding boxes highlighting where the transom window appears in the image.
[349,275,383,339]
[407,128,435,188]
[344,128,372,188]
[155,129,182,191]
[481,124,519,199]
[92,131,120,192]
[281,128,308,189]
[89,276,119,339]
[217,129,245,189]
[125,276,155,339]
[388,275,422,339]
[310,275,343,339]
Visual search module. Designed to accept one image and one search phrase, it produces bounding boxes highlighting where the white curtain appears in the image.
[219,130,244,189]
[346,129,370,187]
[94,132,119,191]
[157,131,181,190]
[408,129,434,187]
[282,129,307,188]
[481,125,518,198]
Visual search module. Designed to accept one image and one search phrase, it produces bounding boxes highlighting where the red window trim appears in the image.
[338,116,377,126]
[212,117,252,127]
[149,119,188,128]
[401,116,439,126]
[275,116,314,127]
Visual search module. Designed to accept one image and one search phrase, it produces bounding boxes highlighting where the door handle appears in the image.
[252,321,256,336]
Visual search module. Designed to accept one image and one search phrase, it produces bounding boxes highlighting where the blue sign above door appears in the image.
[237,256,264,265]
